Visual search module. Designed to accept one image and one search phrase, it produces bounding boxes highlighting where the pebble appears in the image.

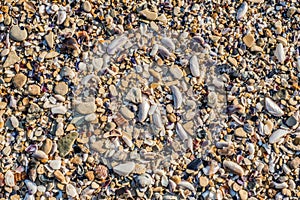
[269,129,290,144]
[57,132,79,157]
[120,106,135,119]
[49,160,61,170]
[45,32,54,48]
[82,1,92,12]
[54,82,68,95]
[25,180,37,195]
[9,116,19,128]
[223,160,244,176]
[5,170,15,187]
[140,9,158,21]
[239,189,248,200]
[12,73,27,88]
[234,127,247,137]
[28,84,41,96]
[51,105,68,115]
[9,25,28,41]
[265,97,284,117]
[54,170,66,183]
[3,51,20,68]
[42,138,53,155]
[76,102,97,115]
[243,34,255,48]
[113,162,135,176]
[199,176,209,187]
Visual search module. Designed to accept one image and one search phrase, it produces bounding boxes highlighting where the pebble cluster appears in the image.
[0,0,299,200]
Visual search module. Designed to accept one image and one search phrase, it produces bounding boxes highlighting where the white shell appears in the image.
[190,55,200,77]
[5,170,15,187]
[66,184,78,197]
[269,129,290,144]
[223,160,244,176]
[138,101,150,122]
[265,97,284,117]
[275,43,285,64]
[170,85,182,109]
[113,162,135,176]
[178,181,195,193]
[176,123,188,141]
[236,2,248,20]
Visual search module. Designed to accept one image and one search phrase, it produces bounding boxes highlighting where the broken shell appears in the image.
[274,43,285,64]
[236,2,248,20]
[190,55,200,77]
[223,160,244,176]
[176,123,188,141]
[170,85,183,109]
[269,129,290,144]
[5,170,15,187]
[25,180,37,195]
[265,97,284,117]
[138,100,150,122]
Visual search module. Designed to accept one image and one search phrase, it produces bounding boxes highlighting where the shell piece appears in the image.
[25,180,37,195]
[57,8,66,25]
[138,100,150,122]
[275,43,285,64]
[150,44,159,56]
[152,111,163,128]
[161,37,175,51]
[66,184,78,197]
[5,170,15,187]
[223,160,244,176]
[95,165,108,180]
[269,129,290,144]
[32,150,48,161]
[190,55,200,77]
[236,2,248,20]
[107,35,128,55]
[176,123,188,141]
[158,45,170,58]
[170,86,182,109]
[113,162,135,176]
[178,181,195,193]
[265,97,284,117]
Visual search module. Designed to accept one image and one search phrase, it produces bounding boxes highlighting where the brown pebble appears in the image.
[199,176,209,187]
[239,189,248,200]
[54,170,66,183]
[54,82,69,95]
[243,34,255,48]
[28,84,41,96]
[234,127,247,137]
[85,171,95,181]
[13,73,27,88]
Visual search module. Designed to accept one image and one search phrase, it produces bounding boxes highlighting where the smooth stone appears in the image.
[120,106,135,119]
[113,162,135,176]
[169,66,183,79]
[28,84,41,96]
[84,113,97,122]
[228,57,238,67]
[57,132,79,157]
[82,1,92,12]
[3,51,20,68]
[66,184,78,197]
[239,189,248,200]
[42,138,53,155]
[51,105,68,114]
[9,25,28,41]
[45,51,59,59]
[45,32,54,48]
[1,49,9,57]
[49,160,62,170]
[60,66,75,79]
[285,116,297,128]
[10,116,19,128]
[76,102,97,114]
[140,9,158,20]
[243,34,255,48]
[234,127,247,137]
[54,82,68,95]
[12,73,27,88]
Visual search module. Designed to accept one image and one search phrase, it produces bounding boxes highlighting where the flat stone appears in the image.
[228,57,238,67]
[140,9,158,21]
[113,162,135,176]
[45,32,54,48]
[234,127,247,137]
[28,84,41,96]
[243,34,255,48]
[120,106,135,119]
[3,51,20,68]
[54,82,68,95]
[51,105,68,115]
[12,73,27,88]
[82,1,92,12]
[57,132,79,157]
[49,160,61,170]
[239,189,248,200]
[45,51,59,59]
[76,101,97,114]
[9,25,27,41]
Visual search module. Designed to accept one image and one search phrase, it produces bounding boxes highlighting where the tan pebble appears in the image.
[167,113,177,123]
[243,34,255,48]
[42,138,53,155]
[277,36,288,46]
[250,45,263,52]
[223,160,244,176]
[233,182,242,191]
[85,171,95,181]
[28,84,41,96]
[228,57,238,67]
[54,170,66,183]
[82,1,92,12]
[234,127,247,137]
[140,9,158,21]
[45,32,54,48]
[57,183,65,190]
[54,82,68,95]
[239,189,248,200]
[12,73,27,88]
[171,176,181,184]
[199,176,209,187]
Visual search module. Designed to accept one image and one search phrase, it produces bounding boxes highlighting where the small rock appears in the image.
[66,184,78,197]
[235,127,247,137]
[113,162,135,176]
[140,9,158,21]
[12,73,27,88]
[28,84,41,96]
[288,157,300,169]
[157,14,167,24]
[199,176,209,187]
[42,138,53,155]
[228,57,238,67]
[120,106,135,119]
[95,165,108,180]
[187,158,202,171]
[57,132,79,157]
[45,32,54,48]
[76,101,97,114]
[54,170,66,183]
[9,25,28,41]
[25,180,37,195]
[169,66,183,79]
[243,34,255,48]
[61,66,75,79]
[45,51,60,59]
[32,150,48,162]
[285,116,298,128]
[250,45,263,52]
[3,51,20,68]
[239,189,248,200]
[49,160,61,170]
[85,171,95,181]
[1,49,9,57]
[5,170,15,187]
[51,105,67,115]
[82,1,92,12]
[54,82,68,95]
[10,116,19,128]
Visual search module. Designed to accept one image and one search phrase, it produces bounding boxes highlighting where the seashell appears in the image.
[5,170,15,187]
[113,113,128,127]
[265,97,284,117]
[190,55,200,77]
[57,8,66,25]
[269,129,290,144]
[122,135,133,148]
[25,180,37,195]
[32,150,48,161]
[158,45,170,58]
[137,173,153,188]
[223,160,244,176]
[66,184,78,198]
[170,86,182,109]
[113,162,135,176]
[107,35,128,55]
[274,43,285,64]
[178,181,195,193]
[176,123,188,141]
[14,172,27,182]
[236,2,248,20]
[150,44,159,56]
[152,111,163,128]
[161,37,175,51]
[95,165,108,180]
[273,182,288,189]
[138,100,150,122]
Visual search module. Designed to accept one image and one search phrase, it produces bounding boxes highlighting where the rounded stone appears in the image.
[54,82,69,95]
[28,84,41,96]
[9,25,28,42]
[82,1,92,12]
[13,73,27,88]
